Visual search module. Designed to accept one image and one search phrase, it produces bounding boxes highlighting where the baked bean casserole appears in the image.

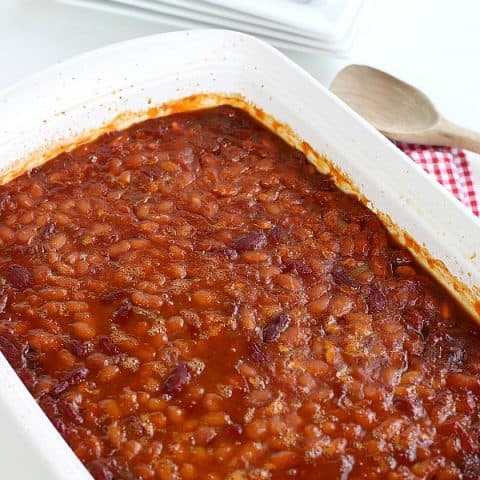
[0,106,479,479]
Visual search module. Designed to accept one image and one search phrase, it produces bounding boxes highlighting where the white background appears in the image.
[1,0,479,183]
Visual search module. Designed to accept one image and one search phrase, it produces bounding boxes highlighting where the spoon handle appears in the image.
[437,118,480,154]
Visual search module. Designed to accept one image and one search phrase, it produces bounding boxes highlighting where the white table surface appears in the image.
[0,1,479,477]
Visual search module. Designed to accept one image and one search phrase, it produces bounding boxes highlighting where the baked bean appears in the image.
[125,153,147,168]
[16,225,37,244]
[241,251,269,263]
[328,293,354,317]
[99,399,122,419]
[66,301,89,313]
[203,411,228,427]
[86,352,109,370]
[19,210,35,225]
[166,406,185,424]
[0,225,14,242]
[166,316,184,335]
[108,240,131,257]
[274,274,301,291]
[191,290,216,309]
[245,419,268,440]
[130,238,151,250]
[53,261,75,276]
[269,450,297,469]
[202,393,223,412]
[131,291,163,310]
[54,212,70,225]
[27,330,61,352]
[71,322,96,340]
[308,295,330,314]
[57,348,77,369]
[97,365,121,383]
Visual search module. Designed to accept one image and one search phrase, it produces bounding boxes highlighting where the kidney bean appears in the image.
[233,232,267,252]
[216,246,238,260]
[39,394,59,419]
[53,418,69,440]
[100,290,125,304]
[113,301,133,323]
[282,259,313,277]
[98,336,121,355]
[249,341,267,363]
[41,222,56,238]
[59,397,84,424]
[163,362,191,396]
[51,367,89,396]
[17,367,36,390]
[0,294,7,314]
[331,268,360,289]
[7,265,33,289]
[315,175,337,191]
[89,461,113,480]
[24,345,39,369]
[69,367,89,384]
[70,340,90,359]
[263,312,291,343]
[269,225,288,244]
[366,285,386,313]
[390,249,413,266]
[0,337,22,365]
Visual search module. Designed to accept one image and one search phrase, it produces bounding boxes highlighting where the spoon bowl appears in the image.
[330,65,480,153]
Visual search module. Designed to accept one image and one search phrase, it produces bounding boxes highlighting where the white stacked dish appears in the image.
[58,0,365,55]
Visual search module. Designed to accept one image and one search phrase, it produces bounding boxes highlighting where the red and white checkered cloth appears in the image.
[395,142,479,216]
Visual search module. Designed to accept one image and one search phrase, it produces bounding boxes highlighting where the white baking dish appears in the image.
[0,30,479,479]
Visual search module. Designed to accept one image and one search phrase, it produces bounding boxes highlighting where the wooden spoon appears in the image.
[330,64,480,153]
